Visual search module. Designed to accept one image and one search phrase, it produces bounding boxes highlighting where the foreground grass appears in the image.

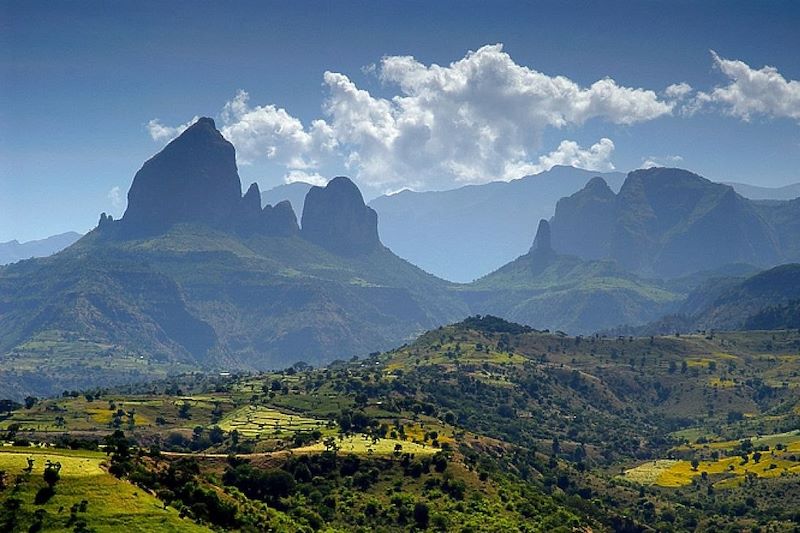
[0,447,209,532]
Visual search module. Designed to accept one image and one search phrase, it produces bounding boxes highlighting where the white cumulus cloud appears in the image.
[219,90,337,168]
[284,170,328,187]
[146,44,680,191]
[147,116,199,142]
[507,138,616,177]
[693,51,800,120]
[316,44,671,188]
[639,154,684,169]
[107,186,124,214]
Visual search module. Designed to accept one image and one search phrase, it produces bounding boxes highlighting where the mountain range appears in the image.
[2,118,799,399]
[0,232,82,265]
[725,180,800,201]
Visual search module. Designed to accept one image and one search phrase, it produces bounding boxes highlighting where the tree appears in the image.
[413,502,430,529]
[691,458,700,471]
[43,461,61,487]
[0,399,20,415]
[156,489,175,509]
[24,396,38,409]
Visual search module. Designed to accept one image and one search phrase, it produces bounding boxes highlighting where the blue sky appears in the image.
[1,0,799,242]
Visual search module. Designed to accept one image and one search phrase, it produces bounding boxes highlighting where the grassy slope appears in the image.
[0,447,208,532]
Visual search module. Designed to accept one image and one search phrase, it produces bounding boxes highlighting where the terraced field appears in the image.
[217,405,332,438]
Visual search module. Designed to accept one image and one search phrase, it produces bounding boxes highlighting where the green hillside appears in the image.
[0,224,467,399]
[2,318,799,531]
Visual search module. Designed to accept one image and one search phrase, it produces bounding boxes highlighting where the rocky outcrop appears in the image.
[550,176,615,260]
[121,117,242,235]
[528,219,555,273]
[263,201,300,236]
[531,218,552,252]
[300,177,380,255]
[237,183,263,235]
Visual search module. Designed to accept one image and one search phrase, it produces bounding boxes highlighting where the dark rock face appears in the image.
[531,219,552,253]
[237,183,263,235]
[528,219,555,273]
[263,201,300,236]
[301,177,380,255]
[122,117,242,235]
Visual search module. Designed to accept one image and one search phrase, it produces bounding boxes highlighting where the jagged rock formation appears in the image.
[116,118,300,238]
[368,166,626,282]
[301,177,380,255]
[122,118,243,235]
[550,168,783,278]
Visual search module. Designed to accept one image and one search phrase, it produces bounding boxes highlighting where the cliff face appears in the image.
[301,176,381,255]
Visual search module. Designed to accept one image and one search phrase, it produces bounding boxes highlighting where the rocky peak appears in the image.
[121,117,242,236]
[527,219,555,273]
[300,177,380,255]
[262,201,300,236]
[243,183,262,212]
[532,219,552,252]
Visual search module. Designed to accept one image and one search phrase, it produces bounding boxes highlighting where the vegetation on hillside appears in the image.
[2,317,799,531]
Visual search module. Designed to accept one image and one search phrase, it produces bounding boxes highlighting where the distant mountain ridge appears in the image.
[0,232,82,265]
[726,181,800,201]
[367,166,626,282]
[458,219,684,333]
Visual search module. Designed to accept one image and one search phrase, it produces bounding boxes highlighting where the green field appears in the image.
[217,405,332,438]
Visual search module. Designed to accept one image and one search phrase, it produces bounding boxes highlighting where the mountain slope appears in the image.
[368,166,625,281]
[0,231,82,265]
[607,263,800,334]
[260,181,313,219]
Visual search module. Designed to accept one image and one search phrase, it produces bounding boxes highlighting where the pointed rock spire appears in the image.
[262,200,300,236]
[532,219,552,252]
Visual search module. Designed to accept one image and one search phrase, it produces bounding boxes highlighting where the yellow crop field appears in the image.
[295,435,437,456]
[624,451,800,488]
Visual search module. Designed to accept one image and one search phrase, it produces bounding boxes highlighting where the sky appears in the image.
[1,0,799,242]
